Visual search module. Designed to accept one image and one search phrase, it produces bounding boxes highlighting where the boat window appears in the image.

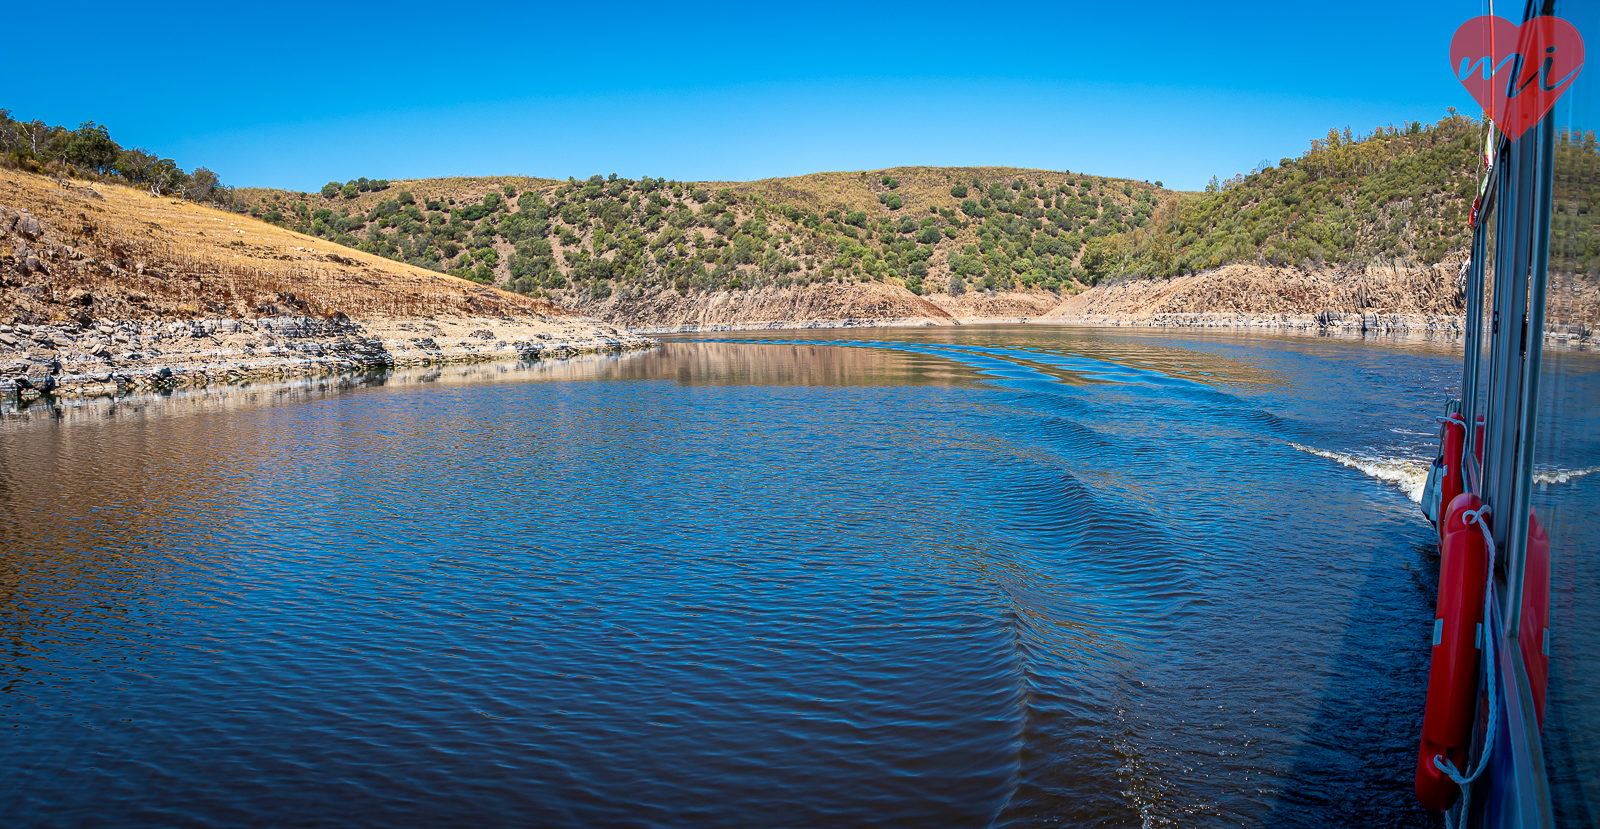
[1467,167,1499,487]
[1535,2,1599,823]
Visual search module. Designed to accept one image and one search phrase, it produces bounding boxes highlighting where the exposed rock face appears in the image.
[566,282,956,332]
[0,177,652,399]
[1046,260,1468,320]
[547,260,1493,335]
[558,282,1086,332]
[921,289,1066,322]
[0,316,651,398]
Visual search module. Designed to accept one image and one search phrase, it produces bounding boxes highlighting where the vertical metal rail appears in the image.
[1485,133,1532,540]
[1461,199,1488,434]
[1505,113,1554,638]
[1478,140,1517,503]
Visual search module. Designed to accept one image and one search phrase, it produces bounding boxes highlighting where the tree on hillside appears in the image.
[1080,236,1123,284]
[147,157,186,197]
[114,148,157,184]
[65,122,118,174]
[18,119,50,155]
[185,167,220,203]
[321,182,341,198]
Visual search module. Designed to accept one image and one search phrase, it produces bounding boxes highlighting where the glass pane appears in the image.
[1469,179,1497,485]
[1537,3,1600,825]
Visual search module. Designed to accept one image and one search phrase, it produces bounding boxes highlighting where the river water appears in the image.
[1,325,1595,827]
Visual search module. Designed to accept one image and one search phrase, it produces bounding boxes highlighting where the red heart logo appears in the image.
[1450,15,1585,139]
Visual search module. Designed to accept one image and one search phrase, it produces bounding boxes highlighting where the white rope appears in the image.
[1433,506,1500,789]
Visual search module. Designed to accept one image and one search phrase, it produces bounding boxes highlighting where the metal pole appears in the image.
[1504,111,1556,637]
[1461,215,1487,427]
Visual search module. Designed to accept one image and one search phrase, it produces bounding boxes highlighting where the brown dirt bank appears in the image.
[564,282,955,332]
[0,171,564,323]
[1045,260,1467,321]
[921,288,1068,322]
[1039,260,1593,342]
[559,282,1080,333]
[0,171,651,397]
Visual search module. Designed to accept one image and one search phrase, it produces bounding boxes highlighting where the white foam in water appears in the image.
[1534,465,1600,485]
[1289,442,1431,503]
[1291,445,1600,503]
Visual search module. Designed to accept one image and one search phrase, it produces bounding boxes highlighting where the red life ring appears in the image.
[1415,492,1489,812]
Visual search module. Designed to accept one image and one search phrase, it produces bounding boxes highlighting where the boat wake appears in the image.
[1288,443,1430,503]
[1534,465,1600,485]
[1291,444,1600,503]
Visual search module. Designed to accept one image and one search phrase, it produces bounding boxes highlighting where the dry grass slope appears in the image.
[717,165,1176,217]
[237,175,562,216]
[1,170,566,324]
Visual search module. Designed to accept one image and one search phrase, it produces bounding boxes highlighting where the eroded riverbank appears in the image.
[0,315,653,398]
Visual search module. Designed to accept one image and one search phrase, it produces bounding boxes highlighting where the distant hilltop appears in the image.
[4,109,1595,336]
[226,116,1496,304]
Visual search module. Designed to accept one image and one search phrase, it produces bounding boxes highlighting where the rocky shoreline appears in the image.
[1036,310,1594,346]
[1,315,654,399]
[624,310,1467,336]
[615,308,1591,349]
[1041,311,1469,334]
[8,308,1587,403]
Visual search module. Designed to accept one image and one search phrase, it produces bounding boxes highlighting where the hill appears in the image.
[233,165,1171,303]
[219,115,1501,333]
[1,171,565,323]
[1098,116,1486,280]
[15,107,1593,347]
[0,170,646,396]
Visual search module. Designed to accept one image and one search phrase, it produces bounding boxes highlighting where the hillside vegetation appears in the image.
[1552,129,1600,275]
[1097,116,1486,280]
[235,167,1169,302]
[1,109,238,206]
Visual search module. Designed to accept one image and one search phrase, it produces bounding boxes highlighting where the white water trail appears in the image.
[1534,465,1600,485]
[1288,442,1431,503]
[1290,444,1600,503]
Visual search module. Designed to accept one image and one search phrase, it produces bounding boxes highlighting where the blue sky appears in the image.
[9,0,1488,191]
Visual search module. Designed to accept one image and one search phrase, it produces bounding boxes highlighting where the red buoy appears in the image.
[1436,413,1467,541]
[1415,492,1489,812]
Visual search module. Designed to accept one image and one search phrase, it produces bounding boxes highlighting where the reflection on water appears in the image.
[0,326,1595,827]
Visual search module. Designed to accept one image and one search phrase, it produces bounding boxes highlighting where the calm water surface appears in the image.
[2,325,1595,827]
